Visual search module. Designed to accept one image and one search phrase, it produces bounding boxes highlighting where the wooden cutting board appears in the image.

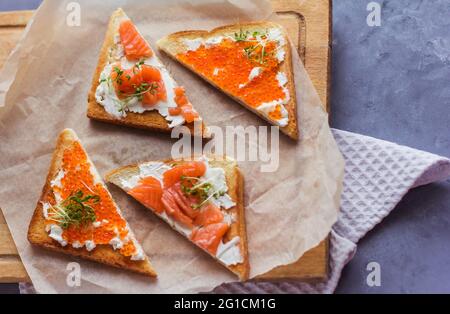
[0,0,331,283]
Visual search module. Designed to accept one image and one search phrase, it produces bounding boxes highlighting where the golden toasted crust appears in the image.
[105,156,249,281]
[157,22,299,140]
[27,128,157,278]
[87,8,210,138]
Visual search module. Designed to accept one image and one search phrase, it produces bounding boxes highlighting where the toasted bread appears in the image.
[105,157,249,280]
[27,129,156,278]
[157,22,299,140]
[87,8,209,138]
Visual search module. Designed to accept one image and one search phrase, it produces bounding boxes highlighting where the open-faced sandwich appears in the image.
[105,156,249,280]
[27,129,156,277]
[157,22,298,140]
[87,8,209,137]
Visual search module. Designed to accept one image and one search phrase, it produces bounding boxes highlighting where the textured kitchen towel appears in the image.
[20,129,450,294]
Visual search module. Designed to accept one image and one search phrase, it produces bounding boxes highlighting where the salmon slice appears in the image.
[191,222,229,255]
[128,176,165,214]
[140,65,167,105]
[181,107,200,123]
[119,20,153,60]
[111,64,141,96]
[140,64,162,81]
[173,87,199,123]
[168,107,182,116]
[163,161,207,188]
[174,87,189,106]
[161,189,193,228]
[142,81,167,105]
[168,182,201,219]
[169,107,181,116]
[194,203,224,227]
[111,64,167,105]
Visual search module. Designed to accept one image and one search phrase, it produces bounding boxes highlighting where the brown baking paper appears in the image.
[0,0,344,293]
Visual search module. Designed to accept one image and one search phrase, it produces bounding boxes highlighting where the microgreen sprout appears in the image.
[180,176,226,210]
[48,190,99,229]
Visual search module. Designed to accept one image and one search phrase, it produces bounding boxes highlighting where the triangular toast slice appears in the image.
[105,156,249,280]
[87,8,209,138]
[27,129,156,277]
[157,22,299,140]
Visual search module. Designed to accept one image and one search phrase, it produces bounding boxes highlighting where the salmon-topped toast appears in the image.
[87,8,209,137]
[105,156,249,280]
[157,22,299,140]
[27,129,156,277]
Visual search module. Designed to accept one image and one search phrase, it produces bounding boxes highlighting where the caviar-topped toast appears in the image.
[87,8,209,137]
[27,129,156,277]
[105,156,249,280]
[157,22,299,140]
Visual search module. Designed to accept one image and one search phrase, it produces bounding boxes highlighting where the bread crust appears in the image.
[105,156,249,280]
[157,21,299,140]
[27,128,157,278]
[87,8,209,138]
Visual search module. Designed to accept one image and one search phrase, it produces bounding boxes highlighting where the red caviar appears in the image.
[176,38,285,108]
[46,141,137,257]
[269,104,283,120]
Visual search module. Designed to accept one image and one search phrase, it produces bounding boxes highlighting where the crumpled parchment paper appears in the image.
[0,0,344,293]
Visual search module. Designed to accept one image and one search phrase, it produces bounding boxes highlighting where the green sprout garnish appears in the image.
[112,66,124,84]
[48,190,99,229]
[135,59,145,69]
[100,61,160,113]
[233,28,270,65]
[180,176,226,210]
[234,28,250,42]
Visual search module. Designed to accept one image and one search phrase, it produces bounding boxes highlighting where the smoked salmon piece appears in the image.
[168,107,182,116]
[142,81,167,106]
[173,87,199,123]
[181,107,200,123]
[194,203,224,227]
[111,64,167,106]
[174,87,189,106]
[119,20,153,60]
[140,65,167,105]
[191,223,229,255]
[140,64,162,81]
[168,183,200,219]
[161,189,193,228]
[163,161,207,188]
[128,176,165,214]
[111,64,140,95]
